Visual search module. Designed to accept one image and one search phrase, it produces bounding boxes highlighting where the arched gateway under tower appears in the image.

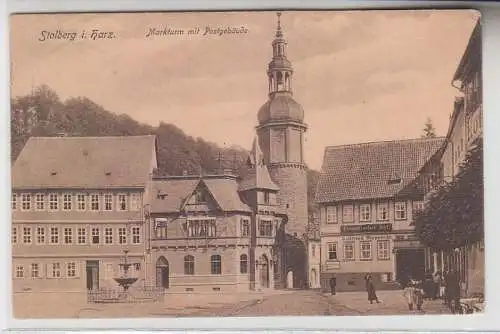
[256,13,309,289]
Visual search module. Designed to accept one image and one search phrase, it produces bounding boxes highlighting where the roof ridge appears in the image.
[324,136,446,150]
[30,135,155,140]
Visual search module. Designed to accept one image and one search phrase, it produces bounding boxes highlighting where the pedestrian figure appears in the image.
[432,271,441,300]
[365,274,380,304]
[438,272,446,300]
[329,276,337,295]
[403,278,424,311]
[446,269,461,313]
[443,269,450,305]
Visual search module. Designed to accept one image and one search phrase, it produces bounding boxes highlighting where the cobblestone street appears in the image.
[182,290,452,317]
[14,288,452,318]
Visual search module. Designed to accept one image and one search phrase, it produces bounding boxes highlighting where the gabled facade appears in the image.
[417,19,483,297]
[147,140,287,292]
[11,135,157,292]
[315,138,444,292]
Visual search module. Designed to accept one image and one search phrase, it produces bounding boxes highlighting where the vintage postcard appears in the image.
[10,10,483,319]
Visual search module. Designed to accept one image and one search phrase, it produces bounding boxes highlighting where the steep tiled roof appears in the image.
[239,137,279,192]
[151,176,252,213]
[12,136,157,189]
[204,178,252,212]
[315,137,445,203]
[151,178,199,213]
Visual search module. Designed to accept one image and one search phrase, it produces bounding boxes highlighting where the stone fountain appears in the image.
[114,249,140,292]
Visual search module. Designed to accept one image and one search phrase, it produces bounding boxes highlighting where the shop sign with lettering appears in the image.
[342,235,392,241]
[340,223,392,235]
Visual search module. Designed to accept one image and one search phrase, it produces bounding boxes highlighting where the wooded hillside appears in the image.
[11,85,320,212]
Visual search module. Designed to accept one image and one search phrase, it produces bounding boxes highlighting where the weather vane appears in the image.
[276,12,283,37]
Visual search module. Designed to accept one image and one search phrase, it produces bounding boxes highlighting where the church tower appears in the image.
[256,13,308,289]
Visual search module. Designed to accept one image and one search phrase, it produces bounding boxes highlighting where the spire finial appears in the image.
[276,12,283,38]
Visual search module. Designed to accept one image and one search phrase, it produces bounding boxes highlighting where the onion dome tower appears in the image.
[256,12,309,289]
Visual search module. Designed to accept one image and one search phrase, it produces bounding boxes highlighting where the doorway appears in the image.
[156,256,169,289]
[310,269,317,288]
[396,249,425,285]
[287,270,294,289]
[86,260,100,290]
[259,255,270,289]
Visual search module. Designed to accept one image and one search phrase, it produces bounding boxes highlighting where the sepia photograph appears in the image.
[10,9,483,319]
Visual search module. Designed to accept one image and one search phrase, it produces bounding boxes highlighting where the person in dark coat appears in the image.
[446,269,461,313]
[329,276,337,295]
[365,274,380,304]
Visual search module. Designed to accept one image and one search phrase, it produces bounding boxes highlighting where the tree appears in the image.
[414,139,483,249]
[422,117,436,138]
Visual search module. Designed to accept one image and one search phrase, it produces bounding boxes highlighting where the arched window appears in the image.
[184,255,194,275]
[240,254,248,274]
[210,255,221,275]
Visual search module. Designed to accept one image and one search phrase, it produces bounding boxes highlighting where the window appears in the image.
[67,262,77,277]
[184,255,194,275]
[51,263,61,278]
[240,254,248,274]
[36,227,45,244]
[377,240,390,260]
[241,218,250,237]
[185,219,217,238]
[360,241,372,260]
[15,265,24,278]
[344,242,355,261]
[312,244,316,257]
[49,193,59,210]
[210,255,222,275]
[263,192,270,205]
[31,263,39,278]
[105,227,113,244]
[377,203,389,220]
[77,194,86,211]
[342,204,353,223]
[12,193,17,210]
[64,228,73,244]
[412,201,424,216]
[130,193,141,211]
[23,227,32,244]
[50,227,59,244]
[104,194,113,211]
[90,194,99,211]
[12,227,17,244]
[91,228,100,244]
[326,206,337,224]
[63,194,72,211]
[118,227,127,244]
[155,220,167,239]
[259,220,273,237]
[77,228,86,244]
[35,194,44,210]
[132,227,140,244]
[118,194,127,211]
[360,204,371,222]
[327,243,338,260]
[21,194,31,211]
[394,202,407,220]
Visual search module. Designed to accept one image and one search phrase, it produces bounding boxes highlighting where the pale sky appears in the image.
[10,10,479,170]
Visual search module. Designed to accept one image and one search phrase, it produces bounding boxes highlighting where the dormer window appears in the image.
[193,189,207,204]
